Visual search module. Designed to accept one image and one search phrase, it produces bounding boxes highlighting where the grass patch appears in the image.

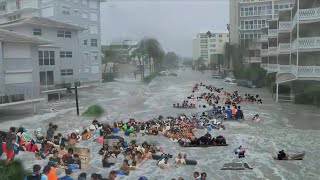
[0,160,31,180]
[295,85,320,106]
[82,104,105,117]
[142,71,159,84]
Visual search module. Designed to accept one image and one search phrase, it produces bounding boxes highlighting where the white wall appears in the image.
[3,43,31,59]
[5,72,33,84]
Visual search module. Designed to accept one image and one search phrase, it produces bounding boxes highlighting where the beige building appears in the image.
[192,32,229,66]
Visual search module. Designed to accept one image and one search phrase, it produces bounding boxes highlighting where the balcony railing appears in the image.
[8,0,38,11]
[268,29,278,37]
[298,66,320,78]
[243,57,262,63]
[279,21,291,32]
[292,37,320,50]
[261,49,268,56]
[299,7,320,21]
[278,43,291,53]
[260,63,268,70]
[268,64,279,72]
[279,65,292,73]
[268,47,278,55]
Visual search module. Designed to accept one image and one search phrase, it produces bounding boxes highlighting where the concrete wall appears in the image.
[229,0,239,45]
[0,42,3,95]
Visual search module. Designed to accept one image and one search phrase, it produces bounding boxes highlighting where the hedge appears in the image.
[295,85,320,106]
[0,160,30,180]
[82,104,104,117]
[102,72,115,82]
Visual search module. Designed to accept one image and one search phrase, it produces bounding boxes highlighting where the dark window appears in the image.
[91,39,97,47]
[39,51,55,65]
[57,31,64,37]
[33,28,42,36]
[84,40,87,45]
[39,71,46,85]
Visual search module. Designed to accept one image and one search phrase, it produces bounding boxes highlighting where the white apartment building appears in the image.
[229,0,295,64]
[258,0,320,102]
[0,0,105,103]
[192,32,229,66]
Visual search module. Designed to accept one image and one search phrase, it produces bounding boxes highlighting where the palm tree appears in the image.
[141,38,163,74]
[102,48,117,73]
[131,43,146,78]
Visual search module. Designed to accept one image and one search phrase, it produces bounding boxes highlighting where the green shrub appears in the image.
[0,160,31,180]
[295,85,320,106]
[102,72,115,82]
[271,83,291,94]
[142,71,159,84]
[82,104,104,117]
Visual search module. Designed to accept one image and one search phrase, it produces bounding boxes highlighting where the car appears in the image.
[168,72,178,76]
[159,71,168,76]
[224,77,237,85]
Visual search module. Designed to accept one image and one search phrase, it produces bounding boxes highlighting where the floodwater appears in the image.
[1,69,320,180]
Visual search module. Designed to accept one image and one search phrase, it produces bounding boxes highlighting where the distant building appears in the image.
[192,32,229,66]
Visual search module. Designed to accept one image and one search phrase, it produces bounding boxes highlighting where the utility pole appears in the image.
[227,23,231,69]
[74,82,80,116]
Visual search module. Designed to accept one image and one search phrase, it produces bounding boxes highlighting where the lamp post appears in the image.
[74,81,80,116]
[227,23,231,69]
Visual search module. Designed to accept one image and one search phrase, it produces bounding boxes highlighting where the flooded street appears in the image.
[1,69,320,180]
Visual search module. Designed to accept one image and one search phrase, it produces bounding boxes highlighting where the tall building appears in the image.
[230,0,295,64]
[0,0,105,103]
[192,32,229,66]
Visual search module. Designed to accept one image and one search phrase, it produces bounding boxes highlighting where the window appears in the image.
[39,51,55,65]
[62,6,71,15]
[89,0,98,9]
[91,39,97,47]
[33,28,42,36]
[84,40,87,45]
[91,51,98,63]
[219,34,222,38]
[82,12,88,19]
[42,7,53,17]
[90,12,98,21]
[210,44,216,47]
[61,69,73,76]
[60,51,73,58]
[8,14,21,21]
[74,9,79,16]
[210,39,216,42]
[0,2,6,11]
[40,71,54,85]
[57,31,72,38]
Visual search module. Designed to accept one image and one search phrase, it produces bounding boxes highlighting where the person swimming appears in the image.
[278,150,286,160]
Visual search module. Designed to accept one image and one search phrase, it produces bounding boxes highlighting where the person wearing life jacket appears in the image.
[25,140,38,152]
[122,124,128,131]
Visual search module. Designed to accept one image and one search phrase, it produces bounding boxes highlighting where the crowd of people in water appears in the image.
[0,82,270,179]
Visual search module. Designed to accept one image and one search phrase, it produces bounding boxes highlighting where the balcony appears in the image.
[268,47,278,55]
[260,63,268,70]
[298,66,320,78]
[258,35,268,42]
[268,29,278,37]
[299,7,320,21]
[268,64,279,72]
[243,57,262,64]
[261,49,268,56]
[292,37,320,51]
[278,43,291,54]
[279,65,292,73]
[7,0,38,12]
[279,21,291,32]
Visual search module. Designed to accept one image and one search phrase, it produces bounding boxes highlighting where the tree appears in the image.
[102,48,117,73]
[194,57,206,71]
[131,42,147,78]
[163,52,179,70]
[140,38,164,74]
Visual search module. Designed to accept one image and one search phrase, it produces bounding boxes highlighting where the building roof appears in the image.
[0,17,85,30]
[0,29,51,44]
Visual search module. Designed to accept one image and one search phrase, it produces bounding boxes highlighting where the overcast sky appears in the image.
[100,0,229,57]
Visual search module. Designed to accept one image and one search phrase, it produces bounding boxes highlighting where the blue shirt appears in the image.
[58,175,74,180]
[226,109,232,118]
[24,174,47,180]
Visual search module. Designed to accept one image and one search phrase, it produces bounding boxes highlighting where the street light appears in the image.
[227,23,231,69]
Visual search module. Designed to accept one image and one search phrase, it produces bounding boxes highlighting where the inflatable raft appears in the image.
[220,163,253,170]
[273,151,305,160]
[179,143,228,148]
[151,154,197,165]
